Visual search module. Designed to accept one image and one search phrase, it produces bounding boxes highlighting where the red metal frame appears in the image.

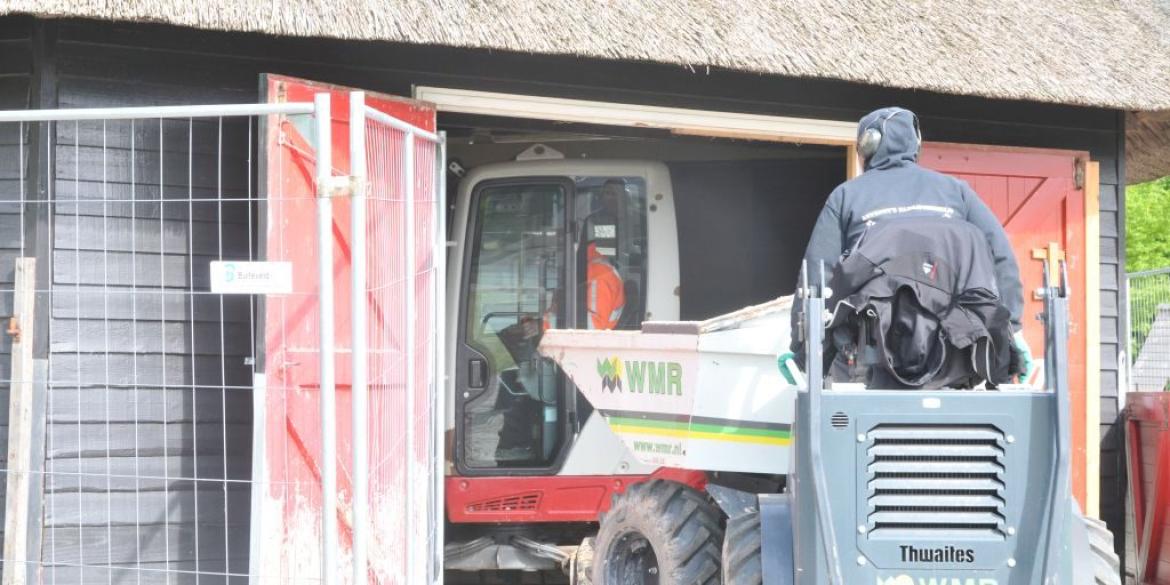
[1125,391,1170,584]
[446,468,707,523]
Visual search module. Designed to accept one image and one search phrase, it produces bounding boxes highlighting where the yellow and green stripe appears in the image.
[600,410,792,446]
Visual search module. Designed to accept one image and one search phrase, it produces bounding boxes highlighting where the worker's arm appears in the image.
[961,183,1024,330]
[789,186,846,359]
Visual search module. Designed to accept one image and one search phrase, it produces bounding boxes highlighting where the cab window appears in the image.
[463,182,567,468]
[458,175,649,470]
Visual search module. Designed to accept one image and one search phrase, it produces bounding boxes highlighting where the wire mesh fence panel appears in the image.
[251,82,443,585]
[50,115,255,585]
[363,117,407,584]
[0,88,442,585]
[362,103,443,585]
[1128,268,1170,392]
[0,101,328,585]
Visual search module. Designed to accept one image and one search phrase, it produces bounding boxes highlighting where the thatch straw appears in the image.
[5,0,1170,181]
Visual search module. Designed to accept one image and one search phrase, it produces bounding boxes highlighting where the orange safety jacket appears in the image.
[586,244,625,330]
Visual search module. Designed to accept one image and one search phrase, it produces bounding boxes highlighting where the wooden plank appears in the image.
[846,144,862,179]
[45,455,253,492]
[47,386,252,426]
[44,421,252,459]
[52,290,252,323]
[53,214,252,256]
[49,319,254,355]
[43,487,251,526]
[415,86,858,147]
[46,353,252,387]
[40,522,249,565]
[3,257,36,585]
[1085,160,1101,519]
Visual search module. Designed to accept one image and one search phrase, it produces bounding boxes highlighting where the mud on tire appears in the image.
[593,479,723,585]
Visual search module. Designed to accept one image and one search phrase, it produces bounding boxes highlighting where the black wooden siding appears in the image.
[0,14,1131,572]
[4,18,257,582]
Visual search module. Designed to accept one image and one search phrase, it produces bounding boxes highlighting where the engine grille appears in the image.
[465,492,542,513]
[865,424,1006,538]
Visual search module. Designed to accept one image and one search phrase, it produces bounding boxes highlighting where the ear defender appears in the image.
[857,126,883,159]
[856,108,922,161]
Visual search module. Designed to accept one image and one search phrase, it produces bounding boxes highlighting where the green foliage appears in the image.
[1126,177,1170,360]
[1126,177,1170,272]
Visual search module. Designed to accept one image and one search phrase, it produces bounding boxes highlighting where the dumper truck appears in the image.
[539,262,1121,584]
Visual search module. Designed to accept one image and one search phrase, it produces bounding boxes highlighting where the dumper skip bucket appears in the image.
[538,297,797,474]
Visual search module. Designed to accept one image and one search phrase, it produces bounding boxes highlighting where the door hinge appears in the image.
[1074,158,1086,190]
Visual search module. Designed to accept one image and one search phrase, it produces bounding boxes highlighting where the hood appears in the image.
[858,107,921,171]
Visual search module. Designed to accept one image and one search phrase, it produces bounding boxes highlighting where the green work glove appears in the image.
[777,351,800,386]
[1013,331,1035,383]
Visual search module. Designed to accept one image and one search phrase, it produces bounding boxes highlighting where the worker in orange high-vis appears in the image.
[585,241,625,330]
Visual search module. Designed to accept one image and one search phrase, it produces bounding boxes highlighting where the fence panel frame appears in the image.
[0,99,327,584]
[0,91,445,584]
[1126,267,1170,393]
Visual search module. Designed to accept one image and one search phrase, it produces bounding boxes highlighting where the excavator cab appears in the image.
[450,162,663,475]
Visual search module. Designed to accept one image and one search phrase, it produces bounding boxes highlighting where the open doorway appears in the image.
[440,113,847,320]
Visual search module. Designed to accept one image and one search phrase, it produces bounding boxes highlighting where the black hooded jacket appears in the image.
[790,107,1023,358]
[823,217,1021,388]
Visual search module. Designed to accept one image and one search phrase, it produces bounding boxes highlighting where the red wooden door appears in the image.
[257,74,438,582]
[921,143,1089,507]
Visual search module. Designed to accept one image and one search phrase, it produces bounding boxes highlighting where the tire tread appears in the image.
[593,479,724,585]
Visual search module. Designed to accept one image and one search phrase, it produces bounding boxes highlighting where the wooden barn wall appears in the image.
[19,19,254,581]
[0,14,1129,568]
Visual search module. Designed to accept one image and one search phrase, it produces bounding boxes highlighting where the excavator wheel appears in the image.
[592,479,723,584]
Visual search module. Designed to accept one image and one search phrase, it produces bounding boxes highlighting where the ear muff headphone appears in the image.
[856,108,922,160]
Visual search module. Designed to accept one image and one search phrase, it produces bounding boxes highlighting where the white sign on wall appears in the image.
[209,261,293,295]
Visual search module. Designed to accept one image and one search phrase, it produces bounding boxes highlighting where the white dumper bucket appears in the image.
[538,297,797,475]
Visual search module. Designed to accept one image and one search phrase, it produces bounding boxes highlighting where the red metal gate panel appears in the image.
[256,74,437,583]
[1125,393,1170,585]
[921,143,1089,507]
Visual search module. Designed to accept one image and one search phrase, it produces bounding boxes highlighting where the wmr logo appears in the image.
[597,357,624,392]
[596,358,683,395]
[877,576,997,585]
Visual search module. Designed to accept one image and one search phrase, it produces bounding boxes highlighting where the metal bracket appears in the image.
[706,484,759,520]
[1032,243,1066,299]
[759,493,795,584]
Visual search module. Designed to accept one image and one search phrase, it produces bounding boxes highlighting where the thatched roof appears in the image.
[6,1,1170,181]
[1128,112,1170,184]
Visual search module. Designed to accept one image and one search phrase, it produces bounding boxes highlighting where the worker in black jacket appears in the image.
[781,106,1032,384]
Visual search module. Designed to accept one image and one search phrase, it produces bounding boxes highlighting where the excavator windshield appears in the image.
[457,175,648,471]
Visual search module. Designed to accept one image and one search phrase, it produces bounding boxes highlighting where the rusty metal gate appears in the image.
[0,77,444,584]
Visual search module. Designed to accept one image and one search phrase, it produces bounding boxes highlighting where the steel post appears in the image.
[432,133,447,583]
[349,91,369,585]
[403,130,418,585]
[314,92,338,585]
